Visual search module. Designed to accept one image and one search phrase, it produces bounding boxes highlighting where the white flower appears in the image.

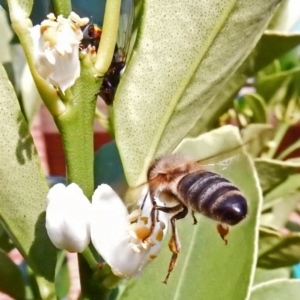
[46,183,91,252]
[30,12,89,92]
[90,184,168,278]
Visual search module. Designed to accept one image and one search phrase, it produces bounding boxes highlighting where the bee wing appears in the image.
[115,0,134,63]
[198,145,245,173]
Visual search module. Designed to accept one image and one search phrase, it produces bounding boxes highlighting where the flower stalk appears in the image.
[94,0,122,75]
[52,0,72,17]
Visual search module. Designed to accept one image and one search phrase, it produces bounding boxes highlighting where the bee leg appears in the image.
[191,211,198,225]
[217,224,229,245]
[160,205,188,284]
[162,253,177,284]
[147,193,182,240]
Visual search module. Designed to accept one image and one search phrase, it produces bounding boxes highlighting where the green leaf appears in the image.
[270,193,300,228]
[55,251,70,299]
[253,31,300,73]
[0,65,56,295]
[0,249,25,300]
[114,0,281,186]
[258,226,300,269]
[256,67,300,104]
[94,141,127,196]
[0,223,14,252]
[264,175,300,209]
[242,124,274,157]
[254,158,300,194]
[190,30,300,135]
[254,267,291,286]
[119,126,261,300]
[250,279,300,300]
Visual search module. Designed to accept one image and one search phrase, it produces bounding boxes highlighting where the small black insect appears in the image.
[80,23,102,50]
[99,0,134,105]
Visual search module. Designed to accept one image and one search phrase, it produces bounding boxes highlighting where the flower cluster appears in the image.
[30,12,89,92]
[46,183,168,278]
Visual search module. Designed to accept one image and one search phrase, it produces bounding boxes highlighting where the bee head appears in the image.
[147,154,196,184]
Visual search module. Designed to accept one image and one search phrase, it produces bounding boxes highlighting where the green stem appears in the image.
[94,0,122,75]
[52,0,72,17]
[54,98,95,198]
[81,247,98,270]
[266,122,289,159]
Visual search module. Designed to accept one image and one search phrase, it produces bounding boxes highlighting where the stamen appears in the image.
[130,243,141,253]
[47,13,56,21]
[128,209,142,223]
[139,216,149,225]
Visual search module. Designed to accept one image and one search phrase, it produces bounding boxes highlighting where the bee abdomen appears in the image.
[178,171,247,225]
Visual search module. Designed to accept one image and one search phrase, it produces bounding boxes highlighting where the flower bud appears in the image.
[46,183,91,252]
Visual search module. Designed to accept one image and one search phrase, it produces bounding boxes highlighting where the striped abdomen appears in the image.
[177,171,247,225]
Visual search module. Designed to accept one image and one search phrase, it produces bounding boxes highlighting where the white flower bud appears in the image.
[46,183,91,252]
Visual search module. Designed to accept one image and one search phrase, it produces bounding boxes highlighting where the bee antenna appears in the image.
[140,191,149,210]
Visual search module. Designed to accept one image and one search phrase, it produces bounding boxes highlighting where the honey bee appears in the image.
[145,153,248,284]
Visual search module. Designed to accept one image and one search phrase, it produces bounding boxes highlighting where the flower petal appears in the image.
[91,186,169,278]
[29,12,88,92]
[91,184,130,265]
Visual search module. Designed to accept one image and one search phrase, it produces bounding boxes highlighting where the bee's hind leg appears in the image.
[159,205,188,284]
[217,223,229,245]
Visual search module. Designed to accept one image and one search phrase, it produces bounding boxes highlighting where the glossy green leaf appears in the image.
[190,30,300,136]
[242,124,274,157]
[258,226,300,269]
[250,279,300,300]
[256,67,300,104]
[270,193,300,228]
[253,31,300,73]
[0,65,56,295]
[94,141,127,197]
[0,249,25,300]
[264,175,300,209]
[119,126,261,300]
[0,223,14,252]
[238,94,267,123]
[253,267,291,286]
[254,158,300,194]
[55,251,70,299]
[114,0,281,187]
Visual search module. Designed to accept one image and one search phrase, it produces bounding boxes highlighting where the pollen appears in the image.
[156,229,164,242]
[139,216,149,225]
[149,254,157,259]
[160,221,166,230]
[131,224,151,241]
